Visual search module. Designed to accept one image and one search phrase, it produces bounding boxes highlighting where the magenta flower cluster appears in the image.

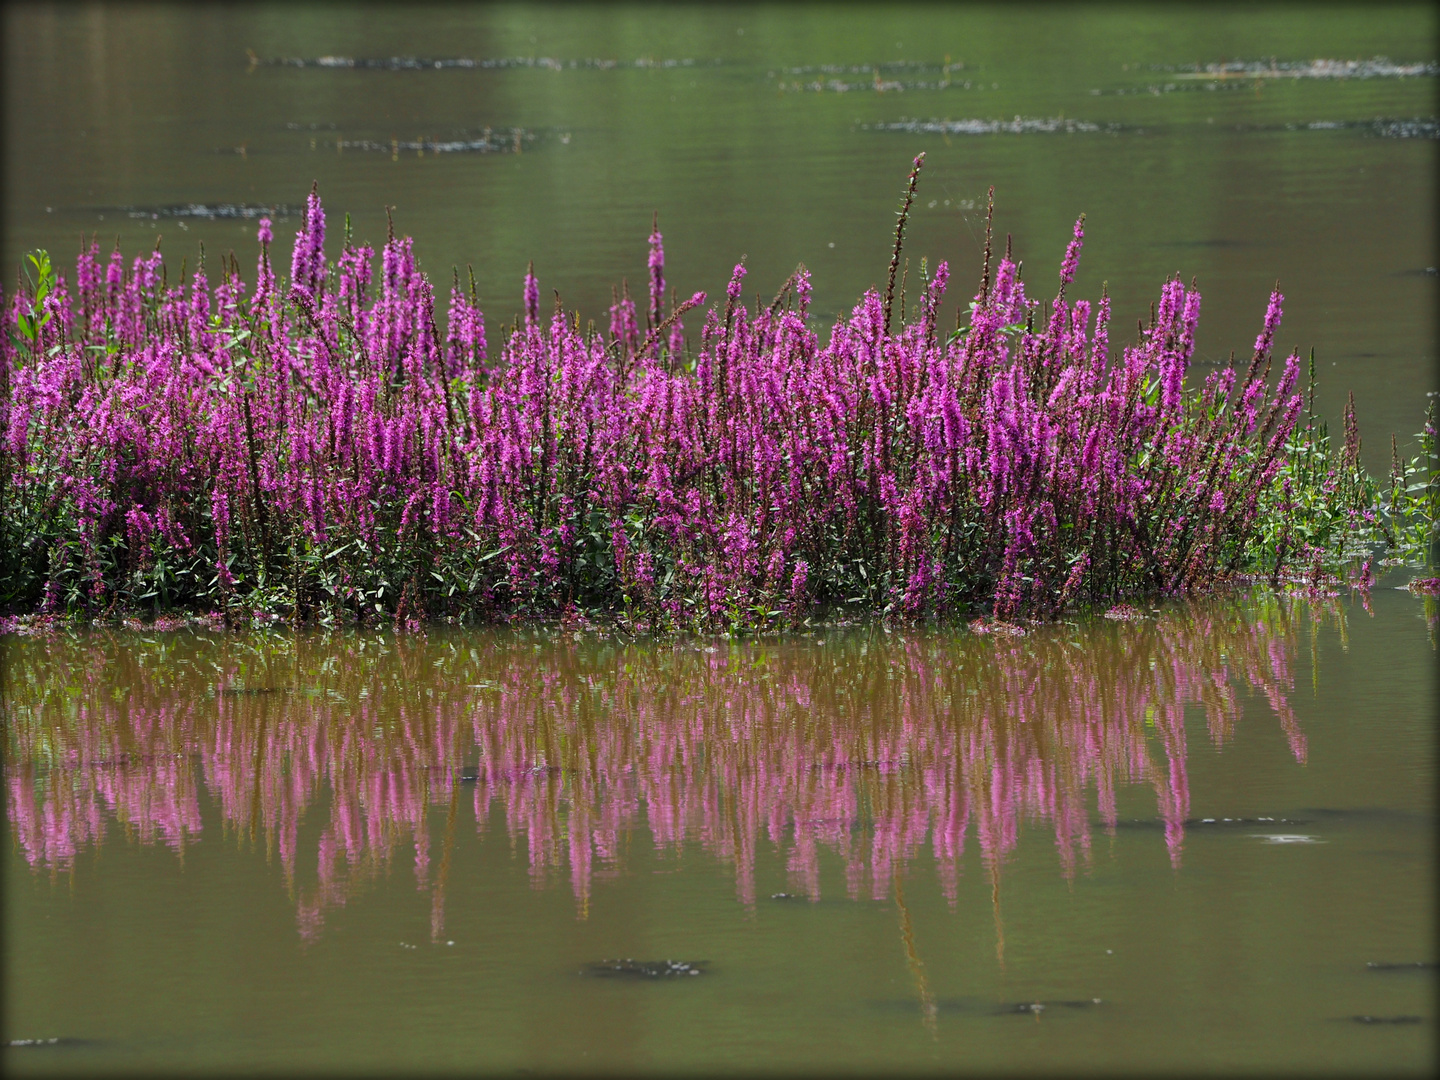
[0,166,1306,626]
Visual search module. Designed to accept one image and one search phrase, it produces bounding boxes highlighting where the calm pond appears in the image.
[3,3,1436,1075]
[4,590,1436,1073]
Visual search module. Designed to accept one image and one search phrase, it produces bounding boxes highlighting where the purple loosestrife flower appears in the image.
[609,285,639,357]
[1058,215,1084,287]
[1253,287,1283,363]
[667,316,686,360]
[1058,553,1089,607]
[1238,375,1267,437]
[726,263,747,305]
[647,216,665,332]
[75,238,102,327]
[795,267,813,317]
[523,263,539,327]
[189,266,211,336]
[105,244,124,308]
[921,260,950,333]
[1275,351,1300,403]
[254,218,277,311]
[445,281,485,382]
[41,274,74,344]
[635,549,655,590]
[289,190,327,299]
[1157,298,1194,418]
[1155,277,1183,338]
[1178,287,1201,361]
[338,244,373,308]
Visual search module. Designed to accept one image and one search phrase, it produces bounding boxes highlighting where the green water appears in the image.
[3,3,1437,1073]
[4,588,1436,1073]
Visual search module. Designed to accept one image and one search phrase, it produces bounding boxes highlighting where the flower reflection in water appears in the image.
[4,593,1339,942]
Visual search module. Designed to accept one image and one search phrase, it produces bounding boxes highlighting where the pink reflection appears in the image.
[5,594,1332,938]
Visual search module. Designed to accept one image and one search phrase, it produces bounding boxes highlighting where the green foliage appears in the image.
[1385,399,1440,567]
[14,251,55,348]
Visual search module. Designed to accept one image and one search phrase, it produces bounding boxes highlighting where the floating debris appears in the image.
[1093,58,1439,96]
[1348,1014,1424,1024]
[993,1000,1103,1016]
[769,61,982,93]
[872,997,1103,1017]
[257,54,705,71]
[774,61,964,76]
[870,117,1436,139]
[1103,603,1148,621]
[867,117,1112,135]
[1251,834,1323,843]
[1137,807,1424,835]
[1107,816,1306,830]
[120,203,303,221]
[6,1037,105,1049]
[1366,961,1437,972]
[776,77,967,93]
[580,959,708,979]
[335,127,539,155]
[967,617,1028,636]
[1089,81,1249,97]
[1291,118,1437,139]
[1169,57,1438,81]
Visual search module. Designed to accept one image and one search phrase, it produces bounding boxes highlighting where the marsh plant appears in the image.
[2,157,1434,629]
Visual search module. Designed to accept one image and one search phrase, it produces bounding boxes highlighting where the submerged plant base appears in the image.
[2,160,1433,630]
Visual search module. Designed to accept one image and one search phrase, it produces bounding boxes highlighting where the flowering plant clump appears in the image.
[0,160,1426,630]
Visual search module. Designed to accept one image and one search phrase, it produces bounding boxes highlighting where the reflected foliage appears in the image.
[4,593,1342,939]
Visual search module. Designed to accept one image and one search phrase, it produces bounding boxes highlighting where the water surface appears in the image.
[4,588,1434,1073]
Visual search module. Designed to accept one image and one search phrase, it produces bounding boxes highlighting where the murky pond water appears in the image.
[4,587,1436,1073]
[3,4,1436,1073]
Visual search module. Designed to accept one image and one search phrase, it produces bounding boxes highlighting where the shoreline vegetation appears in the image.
[2,156,1436,634]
